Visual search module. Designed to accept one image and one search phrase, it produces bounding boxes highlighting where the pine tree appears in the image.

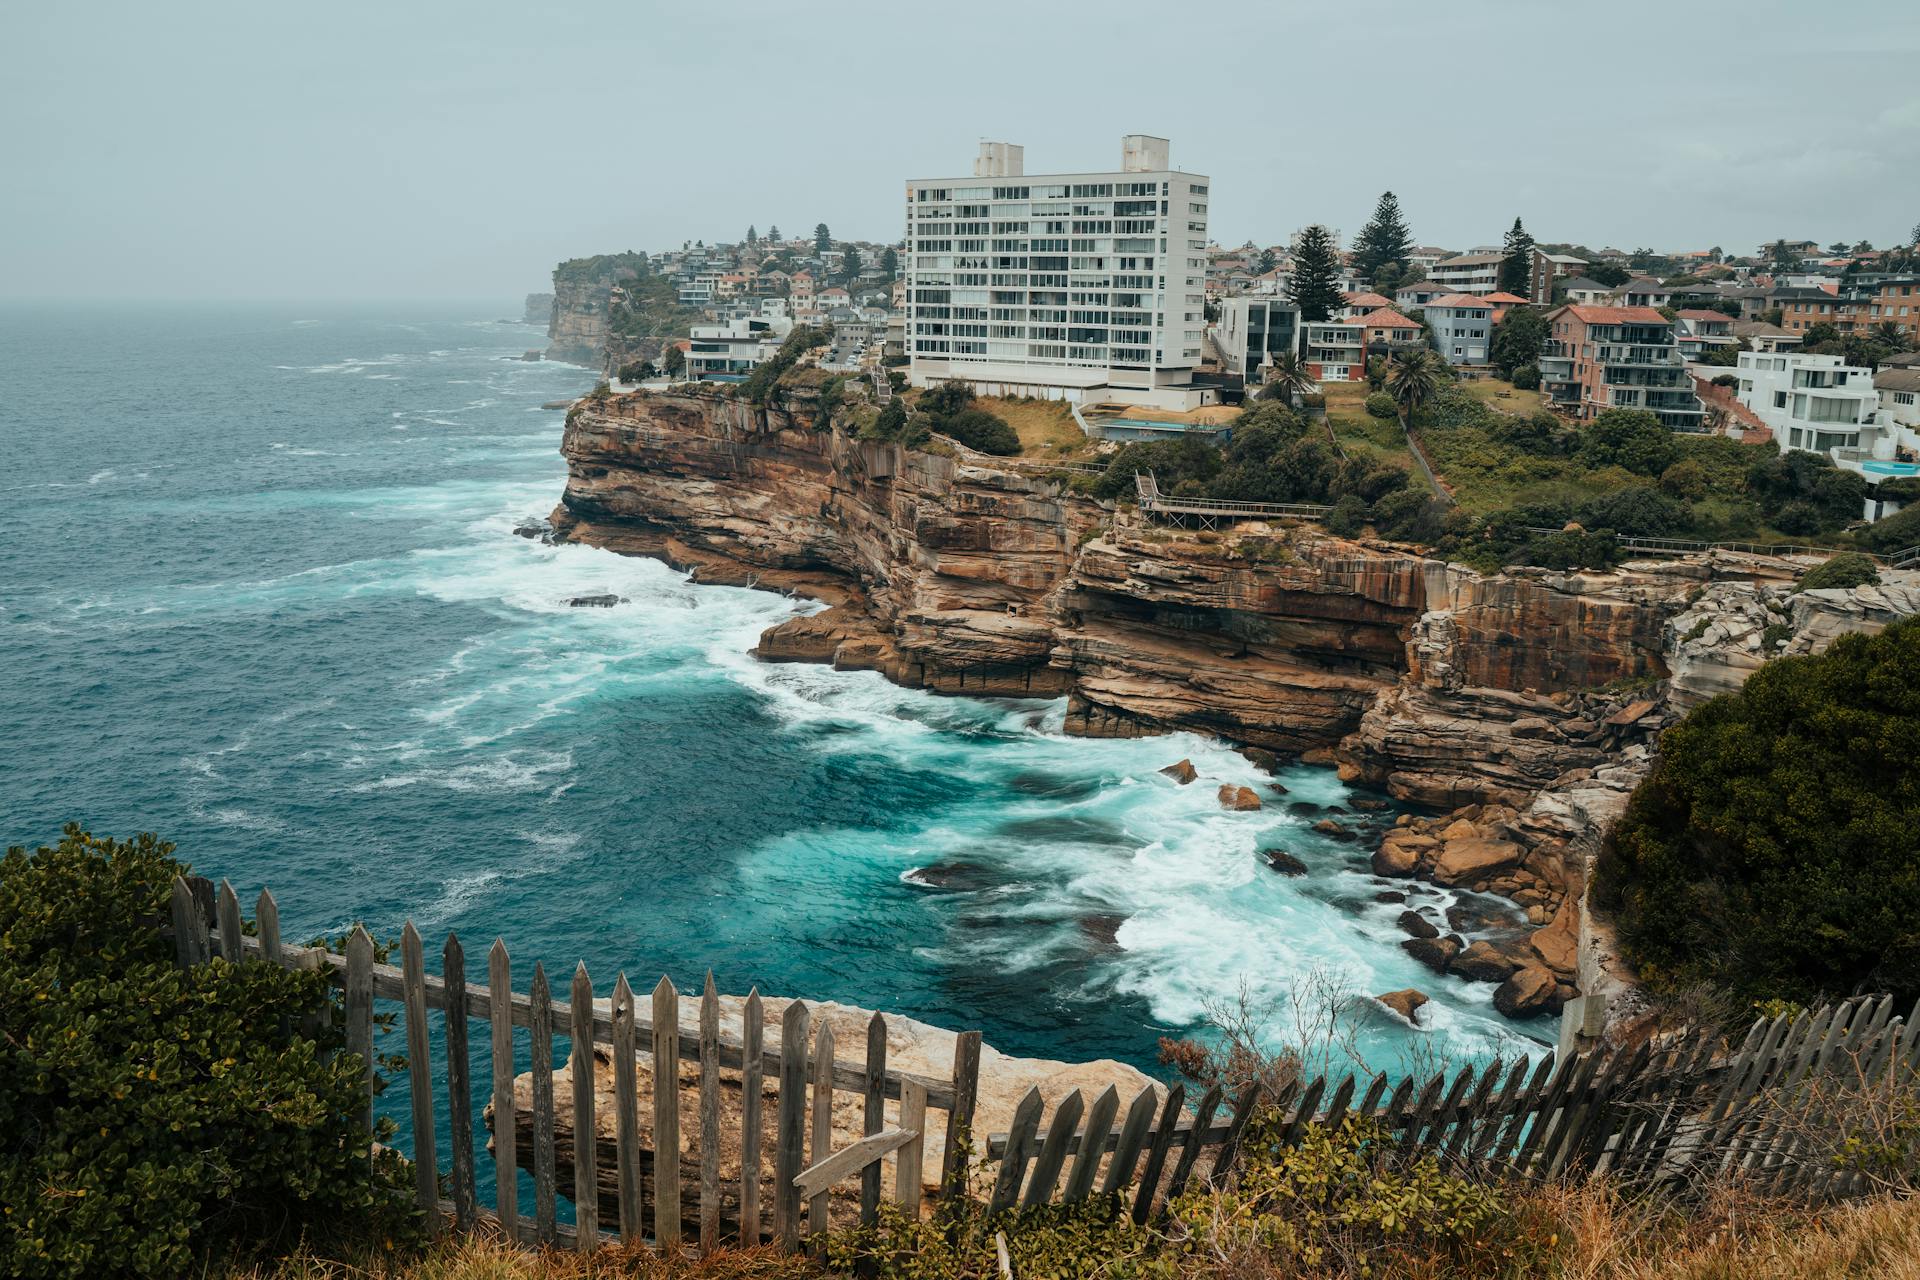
[881,247,899,279]
[769,224,782,243]
[1352,191,1414,280]
[814,223,831,254]
[1498,217,1535,294]
[747,225,757,245]
[1289,225,1343,325]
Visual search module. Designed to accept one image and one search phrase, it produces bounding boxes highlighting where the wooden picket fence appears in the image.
[168,875,1920,1257]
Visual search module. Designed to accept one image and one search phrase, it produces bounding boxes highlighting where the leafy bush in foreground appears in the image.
[1597,620,1920,1005]
[1795,552,1880,593]
[0,828,415,1278]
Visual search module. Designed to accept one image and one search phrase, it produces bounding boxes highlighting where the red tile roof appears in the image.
[1561,305,1671,325]
[1425,293,1494,309]
[1481,291,1529,304]
[1356,307,1420,328]
[1342,291,1393,308]
[1677,309,1731,321]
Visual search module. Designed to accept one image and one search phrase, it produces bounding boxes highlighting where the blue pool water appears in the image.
[1864,460,1920,476]
[0,302,1542,1200]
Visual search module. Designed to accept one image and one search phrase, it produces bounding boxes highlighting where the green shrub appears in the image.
[1364,391,1397,419]
[942,406,1020,455]
[1577,484,1688,537]
[1577,409,1679,477]
[1597,619,1920,1005]
[1660,458,1709,500]
[1326,494,1368,537]
[1795,552,1881,593]
[1510,363,1541,390]
[0,828,416,1278]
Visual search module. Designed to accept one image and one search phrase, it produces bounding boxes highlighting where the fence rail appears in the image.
[168,875,1920,1258]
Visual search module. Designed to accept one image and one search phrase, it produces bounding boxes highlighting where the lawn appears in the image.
[1319,382,1416,472]
[1461,378,1545,416]
[974,396,1097,459]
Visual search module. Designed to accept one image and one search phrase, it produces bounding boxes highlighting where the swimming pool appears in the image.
[1863,460,1920,476]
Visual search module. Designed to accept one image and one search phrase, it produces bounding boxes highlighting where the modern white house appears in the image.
[1734,351,1882,455]
[904,135,1214,408]
[1211,296,1299,381]
[1423,294,1495,366]
[683,313,794,381]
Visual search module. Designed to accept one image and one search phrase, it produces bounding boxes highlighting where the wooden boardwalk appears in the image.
[1134,471,1333,529]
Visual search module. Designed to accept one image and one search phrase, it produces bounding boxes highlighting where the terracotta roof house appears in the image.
[1541,306,1702,427]
[1481,290,1530,323]
[1424,295,1496,365]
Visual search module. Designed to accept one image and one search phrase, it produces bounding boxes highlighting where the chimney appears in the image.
[973,141,1024,178]
[1121,135,1170,173]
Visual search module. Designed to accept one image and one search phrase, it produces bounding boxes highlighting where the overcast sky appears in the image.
[4,0,1917,302]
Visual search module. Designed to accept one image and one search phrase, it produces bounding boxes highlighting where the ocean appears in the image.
[0,302,1545,1180]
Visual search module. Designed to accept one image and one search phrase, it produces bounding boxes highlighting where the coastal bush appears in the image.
[0,828,415,1279]
[1858,502,1920,553]
[1510,362,1541,390]
[1365,391,1397,419]
[739,327,825,404]
[1747,449,1868,534]
[1577,410,1679,477]
[1577,485,1687,537]
[940,407,1020,455]
[1092,437,1221,500]
[1327,494,1369,537]
[1794,552,1880,593]
[1597,620,1920,1006]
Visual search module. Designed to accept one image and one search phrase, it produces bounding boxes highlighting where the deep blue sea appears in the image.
[1,303,1544,1189]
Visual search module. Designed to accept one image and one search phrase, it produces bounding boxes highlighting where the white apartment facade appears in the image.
[683,313,794,382]
[1734,351,1881,454]
[1428,251,1502,295]
[905,136,1214,409]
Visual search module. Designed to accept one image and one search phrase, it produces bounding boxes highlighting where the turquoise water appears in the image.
[1864,460,1919,476]
[0,303,1542,1197]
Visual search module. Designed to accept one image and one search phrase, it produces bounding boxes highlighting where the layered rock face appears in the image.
[547,277,617,367]
[523,292,555,326]
[1338,563,1687,809]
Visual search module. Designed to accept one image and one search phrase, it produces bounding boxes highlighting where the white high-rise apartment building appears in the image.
[905,136,1213,409]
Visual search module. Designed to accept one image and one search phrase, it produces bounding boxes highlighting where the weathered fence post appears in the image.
[170,876,210,968]
[988,1087,1044,1215]
[653,976,682,1249]
[700,974,722,1254]
[807,1019,836,1236]
[740,989,764,1244]
[215,880,243,962]
[529,962,557,1243]
[896,1079,928,1214]
[860,1012,887,1225]
[255,888,282,966]
[443,933,477,1233]
[1130,1083,1186,1224]
[487,940,517,1239]
[570,963,597,1252]
[344,926,375,1133]
[612,975,642,1245]
[774,1000,809,1250]
[941,1029,982,1205]
[400,923,440,1232]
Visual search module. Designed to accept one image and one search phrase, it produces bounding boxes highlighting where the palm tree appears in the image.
[1872,321,1905,348]
[1385,348,1444,428]
[1259,352,1314,404]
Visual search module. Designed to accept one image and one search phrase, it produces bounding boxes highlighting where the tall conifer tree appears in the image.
[1289,225,1344,326]
[1352,191,1414,280]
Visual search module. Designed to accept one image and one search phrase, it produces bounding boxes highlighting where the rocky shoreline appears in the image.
[547,383,1920,1029]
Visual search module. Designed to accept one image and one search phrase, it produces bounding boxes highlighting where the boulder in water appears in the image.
[1239,746,1281,774]
[1217,784,1262,812]
[566,594,623,608]
[1159,759,1198,785]
[1262,849,1309,877]
[1397,910,1440,940]
[514,517,553,540]
[1375,989,1429,1023]
[1401,935,1461,975]
[1079,914,1126,946]
[1494,964,1559,1019]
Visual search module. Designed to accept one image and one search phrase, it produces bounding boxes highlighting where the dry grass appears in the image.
[226,1188,1920,1280]
[971,396,1093,458]
[226,1233,824,1280]
[1461,379,1546,416]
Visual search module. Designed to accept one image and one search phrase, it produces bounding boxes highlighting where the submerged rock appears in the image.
[1239,746,1281,774]
[1262,849,1309,877]
[1451,939,1525,984]
[1079,914,1126,946]
[1397,910,1440,940]
[566,594,624,608]
[514,517,553,540]
[1159,759,1198,785]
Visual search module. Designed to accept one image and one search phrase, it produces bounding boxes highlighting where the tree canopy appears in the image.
[1598,620,1920,1006]
[1289,225,1344,324]
[1352,191,1414,280]
[1498,218,1535,295]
